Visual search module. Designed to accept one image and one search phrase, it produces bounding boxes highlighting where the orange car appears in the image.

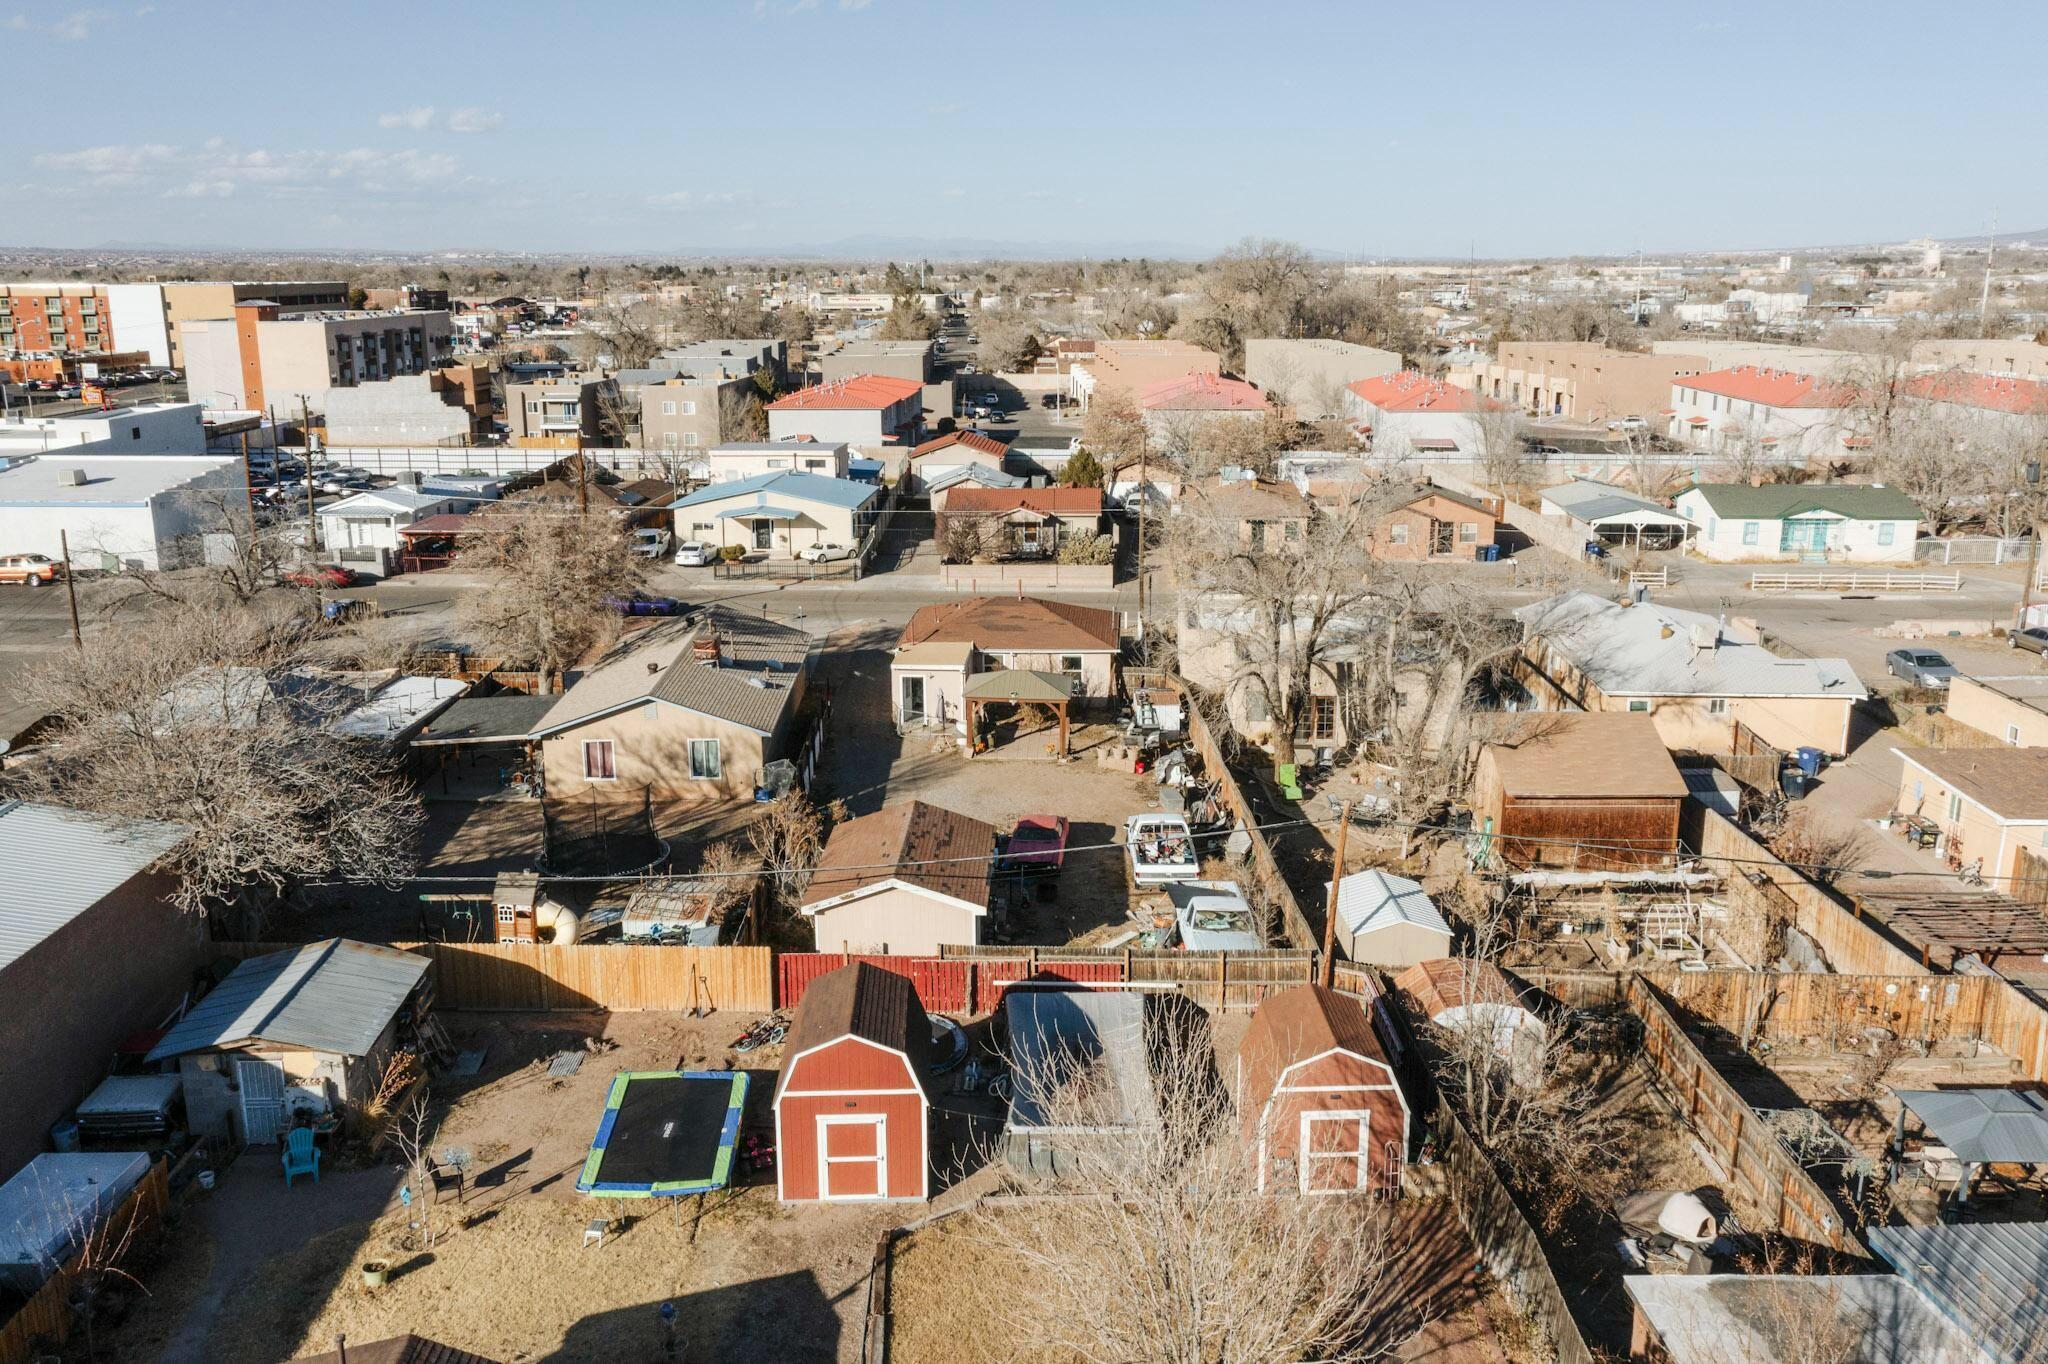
[0,554,61,586]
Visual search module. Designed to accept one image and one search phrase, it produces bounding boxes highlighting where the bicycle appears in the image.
[732,1015,789,1053]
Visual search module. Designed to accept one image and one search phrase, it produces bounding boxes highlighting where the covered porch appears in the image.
[965,668,1075,760]
[1890,1086,2048,1212]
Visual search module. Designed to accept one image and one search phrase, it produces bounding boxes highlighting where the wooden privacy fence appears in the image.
[1430,1096,1597,1364]
[0,1157,169,1364]
[1180,683,1321,951]
[781,947,1321,1014]
[1627,977,1867,1258]
[1697,811,1929,977]
[211,942,775,1013]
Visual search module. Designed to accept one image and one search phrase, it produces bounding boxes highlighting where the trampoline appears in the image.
[575,1070,748,1197]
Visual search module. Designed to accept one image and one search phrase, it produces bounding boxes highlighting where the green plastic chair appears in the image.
[1277,763,1303,801]
[281,1127,321,1186]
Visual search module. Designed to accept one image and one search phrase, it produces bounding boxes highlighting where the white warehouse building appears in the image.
[0,454,248,572]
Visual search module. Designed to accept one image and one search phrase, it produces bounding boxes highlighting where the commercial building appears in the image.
[1139,373,1269,441]
[1,280,350,370]
[1243,338,1401,418]
[1449,342,1710,423]
[1911,337,2048,380]
[1068,339,1221,410]
[0,452,248,571]
[320,365,495,447]
[1648,339,1865,379]
[182,302,453,415]
[814,338,934,385]
[0,402,208,458]
[766,375,925,448]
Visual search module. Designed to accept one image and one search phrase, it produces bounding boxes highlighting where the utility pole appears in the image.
[1135,441,1148,638]
[2018,462,2044,630]
[58,530,82,650]
[578,450,590,517]
[1319,801,1354,988]
[1980,214,1998,339]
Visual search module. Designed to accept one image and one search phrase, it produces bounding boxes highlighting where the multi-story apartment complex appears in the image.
[2,280,349,370]
[505,378,617,448]
[0,284,116,358]
[1449,342,1712,424]
[181,302,453,415]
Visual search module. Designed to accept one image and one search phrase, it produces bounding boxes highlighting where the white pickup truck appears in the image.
[1125,812,1199,885]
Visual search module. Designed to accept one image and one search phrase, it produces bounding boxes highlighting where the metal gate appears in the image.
[236,1058,288,1145]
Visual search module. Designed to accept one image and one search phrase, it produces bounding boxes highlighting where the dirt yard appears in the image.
[89,1011,904,1364]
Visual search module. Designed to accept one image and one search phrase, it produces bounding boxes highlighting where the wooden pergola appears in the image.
[964,668,1074,759]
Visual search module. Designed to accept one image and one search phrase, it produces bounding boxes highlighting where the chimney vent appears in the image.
[692,633,722,667]
[57,468,87,487]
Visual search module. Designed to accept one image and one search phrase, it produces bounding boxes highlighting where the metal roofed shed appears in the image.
[1622,1272,1980,1364]
[1891,1087,2048,1204]
[1331,869,1452,966]
[0,1151,151,1294]
[1003,989,1163,1179]
[1868,1221,2048,1364]
[147,939,432,1146]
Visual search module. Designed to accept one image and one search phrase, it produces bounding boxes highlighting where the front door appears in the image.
[1299,1110,1370,1194]
[817,1114,887,1200]
[900,675,926,723]
[237,1057,289,1145]
[753,518,775,551]
[1432,520,1454,555]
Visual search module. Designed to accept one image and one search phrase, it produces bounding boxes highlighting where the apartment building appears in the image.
[182,302,454,415]
[815,338,933,385]
[1649,339,1865,380]
[1344,371,1505,457]
[2,281,352,370]
[1911,338,2048,380]
[505,377,617,448]
[1068,339,1221,410]
[321,364,496,447]
[1243,338,1401,418]
[766,374,925,448]
[0,284,116,358]
[1449,342,1710,423]
[1665,366,1858,462]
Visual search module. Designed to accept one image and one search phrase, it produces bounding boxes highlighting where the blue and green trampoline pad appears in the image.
[575,1070,748,1197]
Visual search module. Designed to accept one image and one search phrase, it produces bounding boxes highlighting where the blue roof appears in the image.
[671,470,876,512]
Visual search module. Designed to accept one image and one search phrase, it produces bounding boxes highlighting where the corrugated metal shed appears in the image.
[1334,869,1451,939]
[147,938,428,1061]
[1868,1222,2048,1364]
[0,800,189,972]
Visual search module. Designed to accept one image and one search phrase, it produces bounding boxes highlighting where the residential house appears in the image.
[1138,373,1270,443]
[936,486,1105,559]
[1893,747,2048,889]
[1665,366,1859,462]
[1369,483,1498,561]
[505,377,617,448]
[924,462,1026,510]
[148,939,431,1146]
[1067,338,1221,411]
[0,453,247,573]
[1539,479,1694,550]
[1182,475,1312,553]
[906,429,1009,494]
[1469,712,1689,871]
[316,487,464,570]
[706,441,850,483]
[533,606,814,803]
[1512,591,1867,756]
[766,375,925,449]
[1004,433,1082,479]
[479,459,675,531]
[0,801,193,1177]
[1344,371,1505,459]
[1448,341,1709,423]
[1674,482,1920,563]
[896,595,1122,710]
[1943,676,2048,748]
[668,470,878,560]
[799,800,997,955]
[1244,338,1402,419]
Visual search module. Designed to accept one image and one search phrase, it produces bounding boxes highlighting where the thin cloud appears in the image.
[34,138,468,201]
[839,0,872,9]
[9,7,116,40]
[378,106,436,130]
[446,107,503,134]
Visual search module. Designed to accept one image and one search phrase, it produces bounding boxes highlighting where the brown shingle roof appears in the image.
[535,605,812,737]
[910,430,1008,460]
[1190,478,1310,522]
[898,596,1119,653]
[1899,747,2048,822]
[775,960,931,1098]
[292,1336,501,1364]
[803,800,997,910]
[1482,713,1688,800]
[1238,984,1387,1109]
[940,486,1103,517]
[1393,958,1526,1020]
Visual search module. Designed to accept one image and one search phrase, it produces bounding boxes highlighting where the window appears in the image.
[682,432,699,446]
[688,738,721,780]
[2008,724,2023,746]
[1709,517,1719,539]
[768,457,790,468]
[661,400,677,416]
[804,458,826,470]
[1389,523,1410,545]
[1627,699,1651,712]
[1284,520,1301,541]
[1741,521,1760,546]
[662,432,679,449]
[1947,793,1962,822]
[582,740,616,781]
[497,905,515,925]
[1878,522,1896,546]
[1059,655,1084,673]
[1708,698,1728,715]
[679,401,697,415]
[1305,696,1337,741]
[1912,780,1924,802]
[1459,521,1478,543]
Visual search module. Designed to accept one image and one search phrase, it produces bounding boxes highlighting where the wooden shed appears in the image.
[1237,985,1409,1195]
[773,962,931,1203]
[1469,712,1687,871]
[1391,958,1550,1084]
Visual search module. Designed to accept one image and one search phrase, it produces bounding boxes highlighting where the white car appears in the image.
[797,542,855,564]
[1166,880,1263,952]
[673,540,714,567]
[630,527,672,558]
[1125,813,1199,885]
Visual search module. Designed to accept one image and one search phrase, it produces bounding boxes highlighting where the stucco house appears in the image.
[1892,747,2048,890]
[1674,483,1921,563]
[906,429,1009,494]
[705,441,850,483]
[765,374,924,448]
[893,596,1121,728]
[533,606,815,803]
[800,800,998,955]
[1344,371,1505,459]
[1182,476,1312,553]
[1369,483,1499,561]
[936,486,1106,558]
[1513,591,1867,756]
[669,470,878,560]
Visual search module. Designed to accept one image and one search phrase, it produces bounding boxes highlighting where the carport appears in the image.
[410,693,556,798]
[965,668,1072,759]
[1891,1087,2048,1205]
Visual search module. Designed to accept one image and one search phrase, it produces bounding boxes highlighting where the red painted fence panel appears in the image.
[973,960,1123,1014]
[777,953,971,1014]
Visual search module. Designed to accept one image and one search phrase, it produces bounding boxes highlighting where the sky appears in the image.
[5,0,2048,259]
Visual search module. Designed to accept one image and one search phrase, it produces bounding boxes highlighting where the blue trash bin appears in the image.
[1795,746,1825,778]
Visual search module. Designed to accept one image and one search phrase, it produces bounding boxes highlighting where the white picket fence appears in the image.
[1749,570,1962,593]
[1915,535,2032,565]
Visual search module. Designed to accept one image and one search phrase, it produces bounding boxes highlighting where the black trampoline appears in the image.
[575,1070,747,1197]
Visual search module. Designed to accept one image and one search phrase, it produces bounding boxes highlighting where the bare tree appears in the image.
[1467,402,1528,492]
[976,312,1041,374]
[746,790,827,924]
[938,509,998,564]
[1,602,424,923]
[453,509,644,691]
[1079,387,1149,469]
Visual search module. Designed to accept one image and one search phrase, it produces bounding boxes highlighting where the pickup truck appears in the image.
[1125,812,1199,884]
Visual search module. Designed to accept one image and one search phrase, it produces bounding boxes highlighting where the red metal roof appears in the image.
[767,374,925,410]
[1139,372,1269,411]
[1904,370,2048,415]
[1674,365,1858,409]
[941,486,1104,516]
[910,429,1007,460]
[1345,371,1502,413]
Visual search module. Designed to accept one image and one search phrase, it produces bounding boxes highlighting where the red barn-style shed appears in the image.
[773,962,931,1202]
[1237,984,1409,1195]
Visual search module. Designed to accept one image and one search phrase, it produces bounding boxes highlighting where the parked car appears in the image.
[1167,880,1263,952]
[1609,416,1651,432]
[997,815,1069,877]
[0,553,61,586]
[630,527,673,558]
[2011,627,2048,655]
[1886,648,1958,688]
[283,564,359,589]
[604,593,683,616]
[673,541,714,567]
[1125,812,1199,885]
[797,542,855,563]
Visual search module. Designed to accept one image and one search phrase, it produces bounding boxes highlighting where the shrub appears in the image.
[1057,532,1114,565]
